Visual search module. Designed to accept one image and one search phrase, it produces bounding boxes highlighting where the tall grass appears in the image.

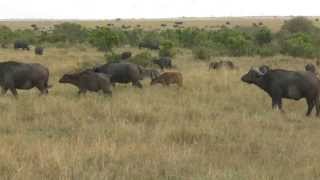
[0,48,319,179]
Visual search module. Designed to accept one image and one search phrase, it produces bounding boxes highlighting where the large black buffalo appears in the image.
[0,61,51,97]
[93,62,143,88]
[241,66,320,116]
[14,40,30,51]
[138,41,160,50]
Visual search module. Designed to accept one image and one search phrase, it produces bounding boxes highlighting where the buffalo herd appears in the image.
[3,43,320,117]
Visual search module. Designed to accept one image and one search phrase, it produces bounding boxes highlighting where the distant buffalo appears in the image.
[35,47,44,55]
[94,62,143,88]
[305,63,316,74]
[0,61,51,97]
[59,70,112,95]
[121,51,132,60]
[138,41,160,50]
[241,66,320,116]
[209,61,235,70]
[151,71,183,87]
[14,40,30,51]
[153,57,173,70]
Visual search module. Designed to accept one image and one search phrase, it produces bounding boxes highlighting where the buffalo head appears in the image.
[241,67,268,84]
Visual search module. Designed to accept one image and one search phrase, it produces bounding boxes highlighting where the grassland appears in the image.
[0,45,319,179]
[1,16,320,32]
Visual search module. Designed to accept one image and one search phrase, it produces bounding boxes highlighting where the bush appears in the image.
[281,33,316,58]
[89,27,121,51]
[50,23,88,43]
[159,40,177,57]
[130,51,154,67]
[139,32,160,49]
[281,17,317,34]
[0,26,14,47]
[104,52,122,64]
[255,27,272,46]
[257,42,280,57]
[192,46,212,60]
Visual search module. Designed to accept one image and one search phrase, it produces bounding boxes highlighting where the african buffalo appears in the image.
[14,40,30,51]
[138,41,160,50]
[241,66,320,116]
[153,57,172,70]
[209,60,235,70]
[59,70,112,95]
[94,62,143,88]
[121,51,132,60]
[0,61,51,97]
[35,47,44,55]
[151,72,183,87]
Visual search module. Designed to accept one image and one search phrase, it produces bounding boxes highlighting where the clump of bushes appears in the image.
[281,33,316,58]
[192,46,212,60]
[104,52,122,64]
[159,40,177,57]
[130,51,154,67]
[89,27,122,51]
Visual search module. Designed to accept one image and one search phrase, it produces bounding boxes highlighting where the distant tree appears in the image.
[255,27,272,46]
[51,22,88,43]
[89,27,121,51]
[0,26,14,47]
[281,17,316,33]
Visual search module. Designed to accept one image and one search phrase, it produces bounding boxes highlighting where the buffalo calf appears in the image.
[59,70,112,95]
[151,72,183,87]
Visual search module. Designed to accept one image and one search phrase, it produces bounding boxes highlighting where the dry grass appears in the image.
[0,47,320,180]
[2,16,320,32]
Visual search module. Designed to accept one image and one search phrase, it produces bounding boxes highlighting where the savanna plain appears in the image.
[1,18,320,180]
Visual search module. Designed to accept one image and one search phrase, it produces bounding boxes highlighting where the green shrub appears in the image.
[139,32,160,49]
[257,43,279,57]
[159,40,177,57]
[130,51,154,67]
[104,52,122,64]
[192,46,212,60]
[281,17,317,34]
[89,27,121,52]
[281,33,316,58]
[0,26,14,47]
[51,23,88,43]
[255,27,272,46]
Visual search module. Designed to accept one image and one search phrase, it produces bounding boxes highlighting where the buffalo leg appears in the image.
[1,87,8,95]
[315,97,320,116]
[272,97,283,112]
[306,98,315,116]
[132,81,143,88]
[9,88,18,97]
[36,83,48,95]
